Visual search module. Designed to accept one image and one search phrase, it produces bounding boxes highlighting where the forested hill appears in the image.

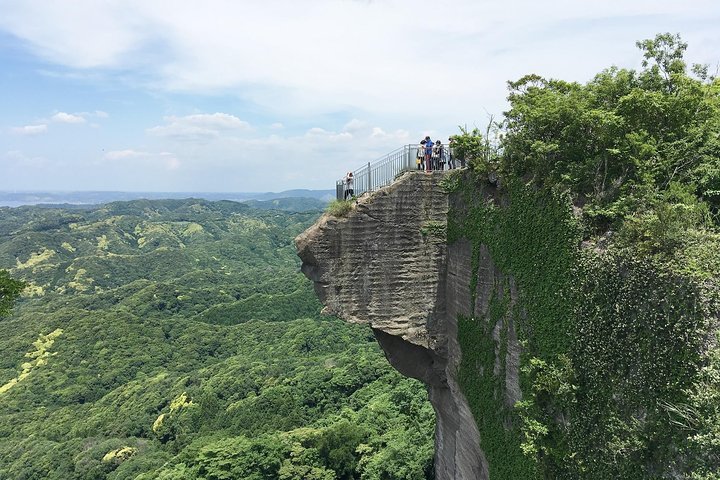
[0,199,321,323]
[0,199,434,479]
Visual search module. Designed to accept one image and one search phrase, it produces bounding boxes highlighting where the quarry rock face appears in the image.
[296,172,490,479]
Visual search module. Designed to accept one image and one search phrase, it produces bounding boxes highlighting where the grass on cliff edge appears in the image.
[326,199,353,217]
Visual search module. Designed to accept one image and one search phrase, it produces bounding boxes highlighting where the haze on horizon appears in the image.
[1,0,718,193]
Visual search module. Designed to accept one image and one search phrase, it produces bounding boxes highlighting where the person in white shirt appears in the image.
[344,172,354,199]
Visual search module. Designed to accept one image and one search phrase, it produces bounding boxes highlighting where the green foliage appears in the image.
[438,168,463,193]
[0,269,25,317]
[0,199,435,479]
[450,176,578,479]
[451,122,503,174]
[617,182,713,255]
[450,166,718,478]
[568,251,714,478]
[501,33,720,233]
[326,199,353,217]
[458,309,537,479]
[674,345,720,477]
[448,33,720,479]
[516,355,575,463]
[451,126,485,169]
[420,221,447,239]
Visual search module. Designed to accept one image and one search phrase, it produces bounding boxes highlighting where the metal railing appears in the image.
[336,144,452,200]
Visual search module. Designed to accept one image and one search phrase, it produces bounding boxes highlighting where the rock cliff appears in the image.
[297,170,719,479]
[296,172,489,479]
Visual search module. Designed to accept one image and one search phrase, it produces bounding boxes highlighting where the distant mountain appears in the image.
[0,189,335,207]
[245,189,335,202]
[241,197,328,212]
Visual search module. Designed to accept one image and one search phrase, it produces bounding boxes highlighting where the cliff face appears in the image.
[296,172,490,479]
[297,171,720,479]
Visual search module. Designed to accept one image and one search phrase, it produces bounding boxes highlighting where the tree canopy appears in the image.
[461,33,720,242]
[0,199,435,479]
[0,270,25,317]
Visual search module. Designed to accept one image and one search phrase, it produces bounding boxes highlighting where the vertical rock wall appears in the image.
[296,172,489,479]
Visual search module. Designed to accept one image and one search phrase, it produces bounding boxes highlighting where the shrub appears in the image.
[325,200,353,218]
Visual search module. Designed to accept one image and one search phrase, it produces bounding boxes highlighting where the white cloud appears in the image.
[370,127,388,138]
[1,1,719,192]
[10,124,47,135]
[51,112,86,123]
[305,127,353,141]
[1,0,718,125]
[104,149,149,160]
[343,119,368,132]
[147,113,250,141]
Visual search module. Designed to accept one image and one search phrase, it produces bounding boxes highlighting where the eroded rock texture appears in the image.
[296,172,488,479]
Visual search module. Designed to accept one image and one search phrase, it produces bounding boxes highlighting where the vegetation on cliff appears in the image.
[0,200,434,479]
[450,33,720,479]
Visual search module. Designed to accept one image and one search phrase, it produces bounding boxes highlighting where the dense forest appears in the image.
[0,199,434,479]
[448,33,720,479]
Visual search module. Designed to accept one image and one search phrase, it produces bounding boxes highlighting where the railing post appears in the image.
[367,162,371,192]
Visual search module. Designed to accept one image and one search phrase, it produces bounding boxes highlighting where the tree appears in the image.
[0,270,25,318]
[500,33,720,233]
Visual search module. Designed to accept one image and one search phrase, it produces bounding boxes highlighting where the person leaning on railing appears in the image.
[433,140,445,170]
[344,172,354,200]
[417,140,426,170]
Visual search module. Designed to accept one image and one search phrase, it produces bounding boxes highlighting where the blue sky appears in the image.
[1,0,719,193]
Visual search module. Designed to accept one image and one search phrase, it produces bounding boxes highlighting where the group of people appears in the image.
[342,135,465,200]
[416,135,463,172]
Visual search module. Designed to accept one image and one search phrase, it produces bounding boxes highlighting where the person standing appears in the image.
[448,137,455,169]
[424,136,434,172]
[434,139,444,170]
[344,172,354,200]
[417,139,426,170]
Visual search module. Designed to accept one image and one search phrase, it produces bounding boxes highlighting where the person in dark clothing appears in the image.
[434,139,444,170]
[448,137,455,169]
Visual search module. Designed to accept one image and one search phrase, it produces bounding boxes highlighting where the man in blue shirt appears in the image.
[424,136,434,172]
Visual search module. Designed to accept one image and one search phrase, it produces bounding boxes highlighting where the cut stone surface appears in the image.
[296,172,489,479]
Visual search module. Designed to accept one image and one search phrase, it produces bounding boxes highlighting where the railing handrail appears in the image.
[336,144,452,200]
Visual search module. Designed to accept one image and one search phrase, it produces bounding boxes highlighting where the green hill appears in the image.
[0,199,434,479]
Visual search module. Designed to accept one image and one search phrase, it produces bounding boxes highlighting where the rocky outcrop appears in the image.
[296,172,489,479]
[298,170,720,479]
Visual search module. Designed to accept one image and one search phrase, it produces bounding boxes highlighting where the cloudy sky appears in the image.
[1,0,719,193]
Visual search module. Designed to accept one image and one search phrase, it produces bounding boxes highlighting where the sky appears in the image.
[0,1,719,193]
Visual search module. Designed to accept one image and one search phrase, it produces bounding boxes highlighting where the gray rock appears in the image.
[297,172,505,479]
